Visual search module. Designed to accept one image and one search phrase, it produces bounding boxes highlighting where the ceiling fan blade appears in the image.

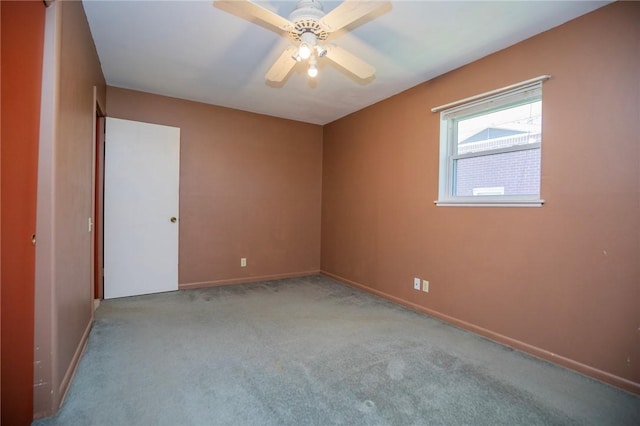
[266,46,298,82]
[324,45,375,79]
[319,1,390,32]
[214,0,293,31]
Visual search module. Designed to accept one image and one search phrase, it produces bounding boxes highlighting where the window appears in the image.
[436,82,544,207]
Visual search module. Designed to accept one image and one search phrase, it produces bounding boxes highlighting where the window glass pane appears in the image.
[454,148,540,197]
[456,101,541,155]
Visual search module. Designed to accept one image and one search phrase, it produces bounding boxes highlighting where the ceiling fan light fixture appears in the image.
[315,45,327,57]
[299,42,312,60]
[307,64,318,78]
[307,55,318,78]
[298,31,318,60]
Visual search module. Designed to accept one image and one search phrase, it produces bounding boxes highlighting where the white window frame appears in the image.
[435,82,545,207]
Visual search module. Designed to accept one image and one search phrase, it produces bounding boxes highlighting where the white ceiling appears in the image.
[83,0,608,125]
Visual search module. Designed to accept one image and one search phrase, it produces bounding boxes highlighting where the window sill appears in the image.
[434,199,545,207]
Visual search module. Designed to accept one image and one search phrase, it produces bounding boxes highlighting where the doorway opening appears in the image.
[93,94,106,303]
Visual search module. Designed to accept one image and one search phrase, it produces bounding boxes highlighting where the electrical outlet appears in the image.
[413,277,421,290]
[241,258,247,267]
[422,280,429,293]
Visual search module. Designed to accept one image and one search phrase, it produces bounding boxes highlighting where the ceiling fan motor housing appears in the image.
[288,0,329,42]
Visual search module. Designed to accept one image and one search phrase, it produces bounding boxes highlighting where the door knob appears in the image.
[170,217,177,223]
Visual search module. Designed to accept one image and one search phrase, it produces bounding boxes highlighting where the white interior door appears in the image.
[104,118,180,299]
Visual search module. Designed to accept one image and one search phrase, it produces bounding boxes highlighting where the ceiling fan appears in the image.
[214,0,390,83]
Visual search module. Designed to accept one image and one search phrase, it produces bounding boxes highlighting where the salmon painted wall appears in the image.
[1,1,45,423]
[106,88,322,288]
[321,1,640,391]
[54,0,106,403]
[33,0,106,416]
